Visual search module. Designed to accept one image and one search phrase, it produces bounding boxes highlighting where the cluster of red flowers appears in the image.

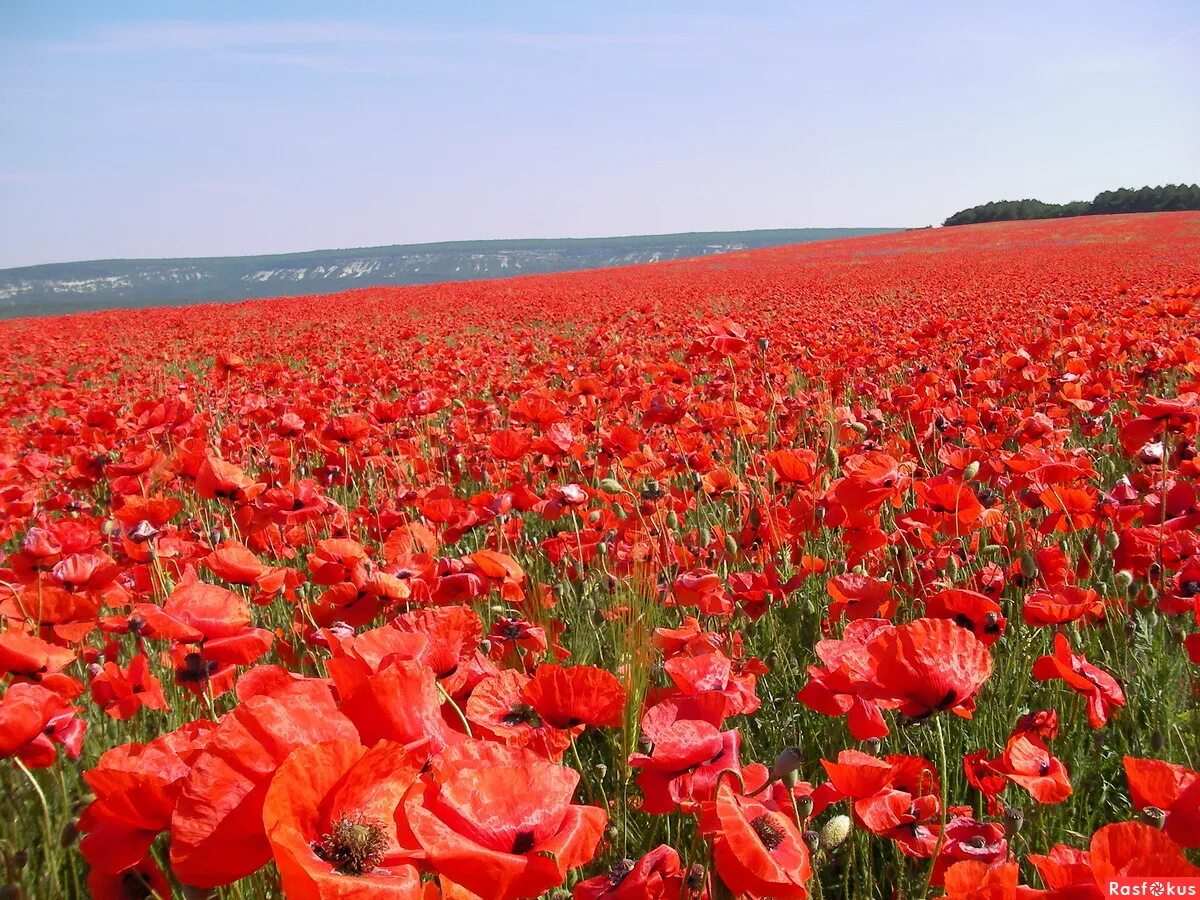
[1,213,1199,898]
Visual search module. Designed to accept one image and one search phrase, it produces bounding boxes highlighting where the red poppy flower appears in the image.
[863,617,993,722]
[86,854,172,900]
[937,860,1024,899]
[170,679,358,887]
[264,739,425,898]
[925,589,1007,646]
[0,629,78,689]
[327,656,453,752]
[521,663,627,730]
[711,783,812,899]
[403,739,606,899]
[1029,821,1200,893]
[79,719,217,876]
[572,844,684,899]
[797,618,893,739]
[133,580,274,696]
[1123,756,1200,848]
[1031,633,1125,728]
[89,653,169,720]
[930,817,1007,886]
[465,668,574,759]
[629,717,741,814]
[992,733,1073,804]
[0,681,86,768]
[1022,586,1107,627]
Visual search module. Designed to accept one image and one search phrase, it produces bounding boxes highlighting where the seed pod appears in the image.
[794,796,814,820]
[1001,807,1024,838]
[686,864,706,891]
[802,830,821,852]
[769,747,804,783]
[1141,806,1167,830]
[819,815,852,850]
[864,737,882,756]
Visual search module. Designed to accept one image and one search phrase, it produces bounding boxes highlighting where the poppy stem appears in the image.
[920,715,950,900]
[437,682,473,738]
[14,757,59,896]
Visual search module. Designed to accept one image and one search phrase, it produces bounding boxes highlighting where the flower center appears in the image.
[751,813,786,851]
[314,815,389,876]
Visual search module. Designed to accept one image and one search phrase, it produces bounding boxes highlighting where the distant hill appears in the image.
[0,228,901,318]
[944,183,1200,227]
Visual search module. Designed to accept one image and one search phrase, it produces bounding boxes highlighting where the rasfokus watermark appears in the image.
[1107,879,1200,897]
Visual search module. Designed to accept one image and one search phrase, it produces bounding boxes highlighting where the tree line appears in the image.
[944,183,1200,227]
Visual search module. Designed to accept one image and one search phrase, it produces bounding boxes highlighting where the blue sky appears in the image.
[1,1,1197,268]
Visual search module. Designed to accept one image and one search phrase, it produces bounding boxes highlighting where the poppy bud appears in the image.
[1141,806,1167,829]
[1104,529,1120,551]
[770,746,804,783]
[666,511,679,530]
[128,519,160,544]
[599,478,623,494]
[1150,729,1165,753]
[1019,553,1038,580]
[1115,570,1134,592]
[1002,807,1024,838]
[724,534,739,555]
[963,461,980,481]
[802,830,821,852]
[820,815,851,850]
[100,517,118,537]
[699,527,713,546]
[604,826,620,844]
[59,818,79,848]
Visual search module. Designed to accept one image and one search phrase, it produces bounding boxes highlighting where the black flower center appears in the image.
[751,813,786,851]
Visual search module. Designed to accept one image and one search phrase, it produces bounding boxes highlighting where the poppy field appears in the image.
[2,211,1199,899]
